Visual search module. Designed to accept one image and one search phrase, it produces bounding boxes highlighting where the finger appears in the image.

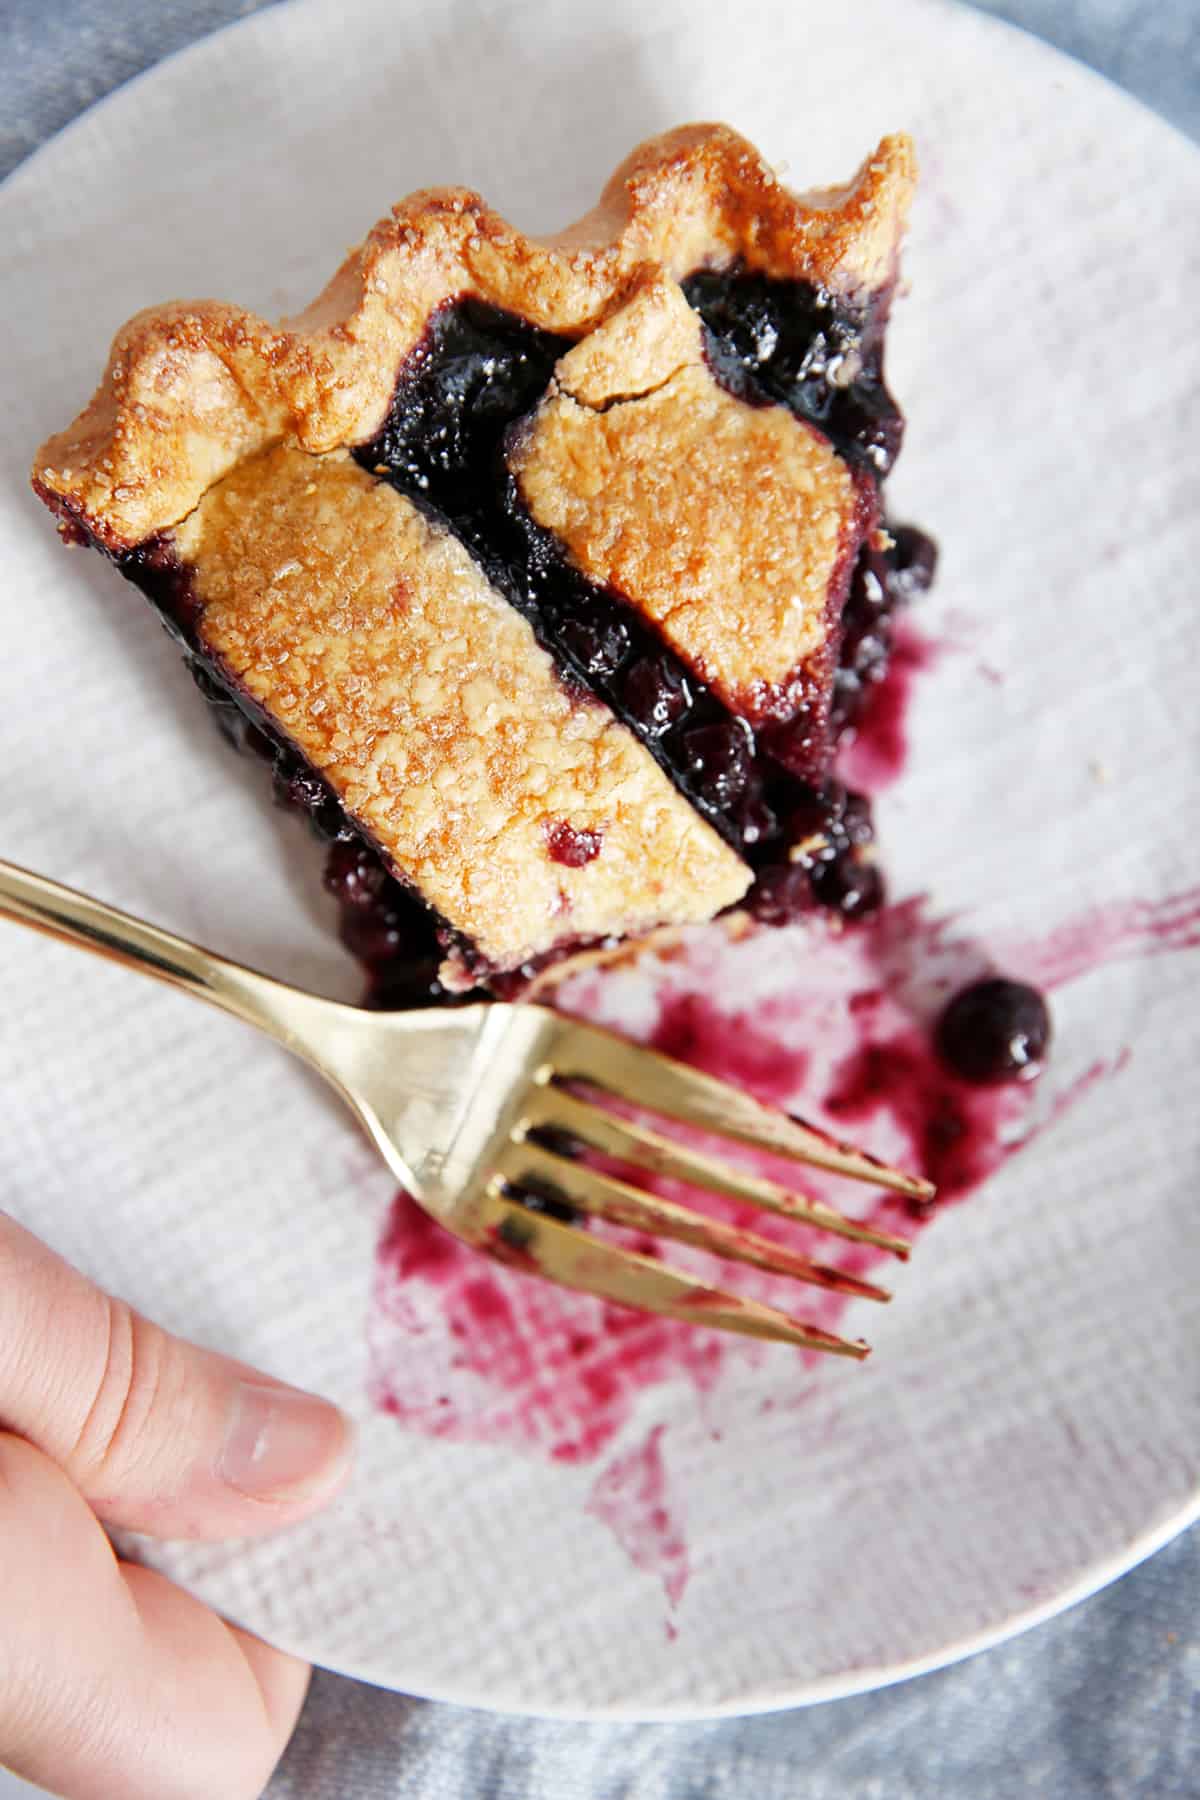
[0,1432,310,1800]
[0,1212,354,1539]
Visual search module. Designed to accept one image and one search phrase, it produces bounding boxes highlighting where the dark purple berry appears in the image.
[829,669,863,737]
[212,701,275,762]
[621,657,692,736]
[935,978,1051,1085]
[888,525,939,602]
[560,609,630,679]
[681,720,754,806]
[340,905,409,967]
[840,790,875,848]
[324,841,388,909]
[365,960,445,1010]
[747,863,812,926]
[761,706,821,779]
[853,406,903,477]
[809,854,884,919]
[276,763,329,815]
[788,792,834,846]
[845,626,891,684]
[679,267,904,476]
[786,780,847,853]
[848,549,889,616]
[734,777,777,848]
[309,800,350,844]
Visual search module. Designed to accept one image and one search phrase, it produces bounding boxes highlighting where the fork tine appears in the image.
[520,1086,912,1259]
[498,1139,891,1302]
[549,1017,935,1202]
[472,1188,870,1357]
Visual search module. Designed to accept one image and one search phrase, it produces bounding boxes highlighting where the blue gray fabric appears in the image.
[2,5,1197,1794]
[3,0,1198,179]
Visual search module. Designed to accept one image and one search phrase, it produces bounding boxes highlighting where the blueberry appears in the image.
[364,959,445,1010]
[621,657,692,736]
[935,978,1051,1085]
[829,669,863,737]
[863,411,904,477]
[787,780,848,851]
[733,776,777,848]
[809,853,884,919]
[761,706,821,778]
[560,608,630,680]
[845,626,891,684]
[848,551,889,617]
[276,764,328,816]
[681,720,754,806]
[888,526,939,602]
[340,904,408,967]
[324,841,387,909]
[840,790,875,848]
[747,863,812,926]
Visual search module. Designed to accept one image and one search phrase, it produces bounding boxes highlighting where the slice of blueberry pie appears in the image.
[31,124,935,1004]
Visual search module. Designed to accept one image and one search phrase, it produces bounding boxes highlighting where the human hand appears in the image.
[0,1212,355,1800]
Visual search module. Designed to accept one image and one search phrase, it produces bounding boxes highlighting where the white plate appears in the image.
[2,0,1198,1720]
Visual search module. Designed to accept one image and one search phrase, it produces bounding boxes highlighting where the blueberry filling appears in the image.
[357,297,569,567]
[323,840,452,1006]
[116,275,935,1008]
[500,489,839,825]
[832,527,938,736]
[681,264,904,477]
[354,294,931,927]
[546,822,604,868]
[352,298,830,841]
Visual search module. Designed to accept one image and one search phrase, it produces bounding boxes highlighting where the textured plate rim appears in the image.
[295,1488,1200,1720]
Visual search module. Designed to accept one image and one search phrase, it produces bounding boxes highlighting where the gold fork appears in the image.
[0,859,932,1358]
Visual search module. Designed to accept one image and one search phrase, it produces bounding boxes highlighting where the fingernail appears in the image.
[220,1382,353,1501]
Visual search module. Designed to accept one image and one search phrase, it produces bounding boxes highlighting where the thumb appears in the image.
[0,1433,312,1800]
[0,1211,354,1538]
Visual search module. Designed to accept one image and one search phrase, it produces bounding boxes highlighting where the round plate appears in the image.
[2,0,1198,1719]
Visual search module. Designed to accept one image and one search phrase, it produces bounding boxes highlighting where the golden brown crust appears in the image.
[173,445,749,972]
[31,125,914,550]
[509,274,867,719]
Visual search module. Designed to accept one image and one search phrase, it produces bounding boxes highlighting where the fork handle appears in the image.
[0,858,321,1053]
